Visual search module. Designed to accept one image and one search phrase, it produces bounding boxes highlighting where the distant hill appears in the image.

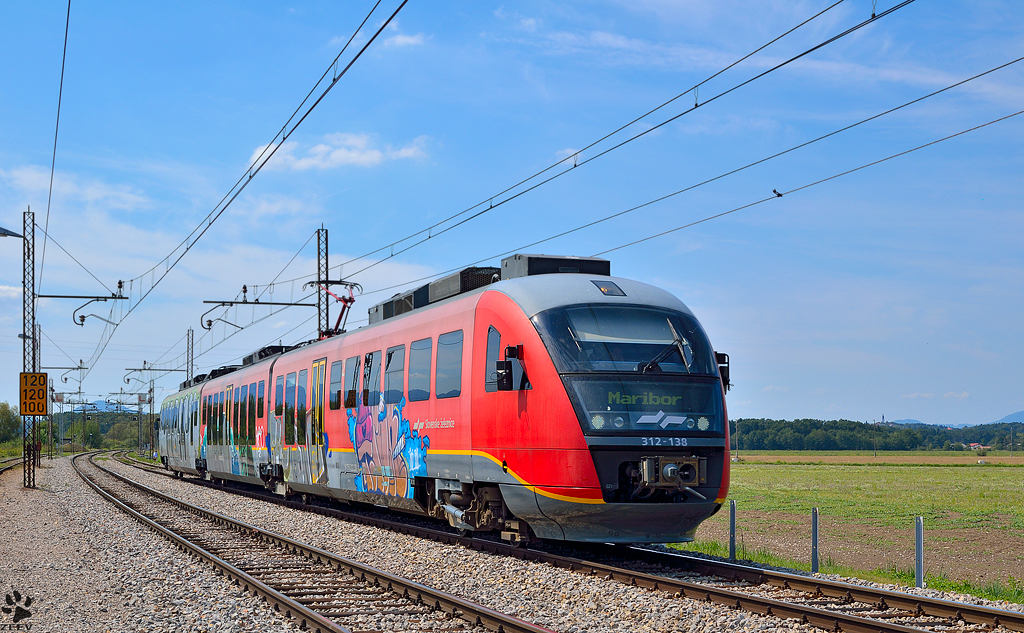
[996,410,1024,423]
[890,418,922,425]
[72,400,140,414]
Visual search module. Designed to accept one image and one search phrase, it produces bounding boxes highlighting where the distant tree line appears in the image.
[0,401,145,449]
[731,418,1022,451]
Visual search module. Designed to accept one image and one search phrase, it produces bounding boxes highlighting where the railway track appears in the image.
[76,453,552,633]
[0,455,23,475]
[114,452,1024,633]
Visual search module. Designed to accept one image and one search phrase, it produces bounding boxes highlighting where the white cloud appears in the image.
[0,166,148,211]
[0,285,21,299]
[252,134,429,171]
[944,391,970,400]
[495,8,542,32]
[384,33,424,47]
[901,392,935,399]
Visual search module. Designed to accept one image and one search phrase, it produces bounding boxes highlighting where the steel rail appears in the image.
[117,453,1024,632]
[74,453,348,633]
[81,453,553,633]
[624,547,1024,632]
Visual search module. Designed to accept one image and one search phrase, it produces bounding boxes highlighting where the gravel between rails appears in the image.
[0,458,300,633]
[100,459,816,633]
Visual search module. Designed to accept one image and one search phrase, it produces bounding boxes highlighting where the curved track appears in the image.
[77,453,552,633]
[117,452,1024,633]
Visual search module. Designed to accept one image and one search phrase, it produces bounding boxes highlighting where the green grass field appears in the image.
[676,454,1024,603]
[726,460,1024,532]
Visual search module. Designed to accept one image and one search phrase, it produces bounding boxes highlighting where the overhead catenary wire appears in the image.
[593,109,1024,256]
[34,222,113,294]
[262,52,1021,308]
[254,230,318,302]
[140,104,1023,391]
[330,0,918,283]
[76,0,407,380]
[332,0,849,274]
[38,0,72,301]
[457,55,1024,263]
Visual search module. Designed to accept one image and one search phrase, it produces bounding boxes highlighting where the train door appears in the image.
[178,397,187,461]
[308,358,327,485]
[271,373,285,469]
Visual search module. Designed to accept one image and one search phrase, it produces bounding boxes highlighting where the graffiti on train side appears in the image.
[347,392,430,498]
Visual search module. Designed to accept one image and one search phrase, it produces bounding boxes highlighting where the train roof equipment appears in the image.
[367,254,610,325]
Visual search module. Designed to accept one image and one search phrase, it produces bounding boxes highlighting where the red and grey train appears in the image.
[159,254,731,544]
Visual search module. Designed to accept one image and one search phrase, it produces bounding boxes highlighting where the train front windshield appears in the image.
[533,304,724,435]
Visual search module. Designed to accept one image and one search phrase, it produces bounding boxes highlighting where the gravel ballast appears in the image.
[100,458,820,633]
[0,458,299,633]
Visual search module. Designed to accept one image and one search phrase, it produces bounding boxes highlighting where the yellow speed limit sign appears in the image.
[20,372,48,417]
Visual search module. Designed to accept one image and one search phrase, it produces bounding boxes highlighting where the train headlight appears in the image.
[612,416,625,429]
[685,417,696,429]
[591,414,606,430]
[698,416,710,431]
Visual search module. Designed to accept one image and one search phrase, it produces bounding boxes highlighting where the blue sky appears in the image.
[1,1,1022,426]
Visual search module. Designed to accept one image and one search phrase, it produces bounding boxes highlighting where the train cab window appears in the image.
[297,369,308,444]
[384,345,405,404]
[257,380,265,418]
[275,376,284,416]
[239,385,249,445]
[408,338,431,402]
[329,360,343,410]
[436,330,464,399]
[363,351,382,406]
[344,356,361,408]
[485,326,501,392]
[285,372,296,444]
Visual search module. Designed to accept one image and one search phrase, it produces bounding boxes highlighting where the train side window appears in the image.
[212,392,220,445]
[384,345,405,404]
[329,360,343,410]
[285,372,296,444]
[275,375,284,416]
[344,356,361,408]
[239,384,249,445]
[436,330,464,399]
[362,351,381,406]
[485,326,501,392]
[233,386,240,444]
[248,382,257,444]
[297,369,308,444]
[408,338,431,402]
[220,391,227,445]
[258,380,265,418]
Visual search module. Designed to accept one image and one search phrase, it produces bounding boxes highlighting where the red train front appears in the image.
[160,254,731,544]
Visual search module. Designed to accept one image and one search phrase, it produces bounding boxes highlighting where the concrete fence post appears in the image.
[811,507,819,573]
[729,499,736,561]
[915,516,924,588]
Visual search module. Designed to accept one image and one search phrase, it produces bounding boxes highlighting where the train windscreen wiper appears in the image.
[640,319,692,374]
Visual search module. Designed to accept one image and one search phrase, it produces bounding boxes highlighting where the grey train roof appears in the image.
[489,274,695,319]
